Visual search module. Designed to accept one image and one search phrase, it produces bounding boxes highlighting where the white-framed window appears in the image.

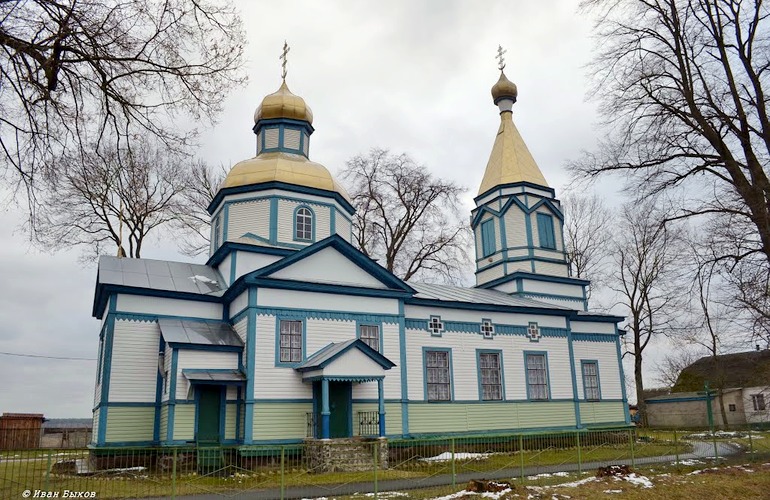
[425,350,451,401]
[481,319,495,339]
[752,393,766,411]
[359,325,380,352]
[582,361,600,400]
[428,315,445,336]
[295,207,313,241]
[526,353,549,400]
[479,352,503,401]
[279,320,303,363]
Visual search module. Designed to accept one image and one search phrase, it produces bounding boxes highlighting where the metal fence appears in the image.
[1,425,769,499]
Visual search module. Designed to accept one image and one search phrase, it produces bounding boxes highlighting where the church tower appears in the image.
[472,59,588,310]
[205,47,355,284]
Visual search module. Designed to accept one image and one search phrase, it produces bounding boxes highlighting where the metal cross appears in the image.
[280,40,290,81]
[496,45,507,71]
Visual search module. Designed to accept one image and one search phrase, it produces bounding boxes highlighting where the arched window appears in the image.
[294,206,313,241]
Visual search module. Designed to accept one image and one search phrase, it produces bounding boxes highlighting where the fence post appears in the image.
[451,438,456,490]
[518,434,525,484]
[280,446,285,500]
[629,429,635,468]
[748,426,754,463]
[373,440,379,500]
[674,428,679,466]
[172,447,177,500]
[576,431,582,475]
[44,449,52,492]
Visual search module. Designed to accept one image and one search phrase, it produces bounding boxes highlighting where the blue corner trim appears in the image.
[565,319,582,428]
[244,287,257,443]
[97,295,117,445]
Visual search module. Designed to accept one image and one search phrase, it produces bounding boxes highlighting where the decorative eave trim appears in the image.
[479,271,591,288]
[475,181,556,203]
[206,241,293,267]
[208,181,355,215]
[404,297,575,316]
[253,117,315,135]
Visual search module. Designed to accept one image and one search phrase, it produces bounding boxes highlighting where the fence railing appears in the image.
[1,425,768,499]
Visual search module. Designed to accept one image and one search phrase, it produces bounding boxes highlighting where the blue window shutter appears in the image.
[481,219,496,257]
[537,213,556,249]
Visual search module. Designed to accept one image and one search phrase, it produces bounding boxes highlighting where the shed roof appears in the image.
[673,350,770,392]
[97,256,227,296]
[159,319,243,347]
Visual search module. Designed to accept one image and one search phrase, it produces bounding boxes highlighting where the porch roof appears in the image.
[182,369,246,383]
[295,339,395,381]
[159,318,243,348]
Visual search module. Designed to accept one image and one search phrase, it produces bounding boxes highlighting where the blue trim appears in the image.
[296,338,395,371]
[207,241,293,267]
[377,378,386,437]
[244,287,257,444]
[168,343,242,352]
[292,204,316,243]
[481,270,590,287]
[646,396,708,404]
[615,327,631,424]
[523,350,551,401]
[422,347,454,402]
[229,252,237,286]
[97,295,117,445]
[321,378,330,439]
[255,307,399,324]
[580,360,602,401]
[153,336,165,442]
[213,213,222,251]
[274,317,306,367]
[253,117,314,136]
[475,349,505,401]
[330,206,336,235]
[246,234,415,294]
[474,181,556,204]
[398,300,409,436]
[208,181,355,216]
[223,204,230,245]
[572,333,617,343]
[514,290,585,303]
[566,319,582,428]
[269,198,278,245]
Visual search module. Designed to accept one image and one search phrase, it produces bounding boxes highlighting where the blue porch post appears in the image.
[321,378,330,439]
[377,378,386,437]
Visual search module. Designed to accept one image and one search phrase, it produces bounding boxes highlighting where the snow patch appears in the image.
[189,275,219,285]
[421,452,491,462]
[603,490,623,494]
[622,473,653,488]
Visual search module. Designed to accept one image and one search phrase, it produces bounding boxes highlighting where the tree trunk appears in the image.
[634,352,646,427]
[717,387,729,431]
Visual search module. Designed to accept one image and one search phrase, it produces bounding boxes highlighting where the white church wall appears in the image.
[233,318,247,345]
[335,210,352,241]
[534,261,569,277]
[276,198,330,244]
[271,247,387,288]
[253,314,311,399]
[523,279,583,297]
[108,319,160,402]
[523,295,583,310]
[116,295,222,320]
[228,199,270,241]
[572,341,623,400]
[504,207,527,247]
[175,350,239,400]
[258,288,399,315]
[234,252,282,280]
[570,322,616,335]
[476,264,505,284]
[404,305,568,329]
[230,291,249,318]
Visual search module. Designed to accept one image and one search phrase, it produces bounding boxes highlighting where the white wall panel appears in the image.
[228,200,269,240]
[570,321,616,334]
[234,252,282,280]
[572,341,623,400]
[175,350,239,400]
[109,319,160,402]
[534,261,569,277]
[335,212,351,241]
[504,207,527,247]
[259,288,398,315]
[523,279,583,297]
[271,247,386,288]
[117,295,222,320]
[404,305,567,329]
[230,292,249,319]
[253,314,311,399]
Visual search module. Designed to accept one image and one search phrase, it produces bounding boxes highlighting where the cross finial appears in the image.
[280,40,290,81]
[496,45,507,71]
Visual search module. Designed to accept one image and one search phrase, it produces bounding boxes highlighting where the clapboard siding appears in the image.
[173,404,195,441]
[579,402,626,424]
[253,315,310,399]
[404,306,567,329]
[234,318,247,345]
[228,200,269,240]
[271,247,387,288]
[92,410,100,444]
[570,322,616,334]
[259,288,399,315]
[504,206,527,247]
[573,341,623,400]
[109,320,159,402]
[253,403,312,440]
[352,403,402,436]
[105,407,155,442]
[408,401,575,434]
[230,292,248,319]
[176,350,239,400]
[476,264,505,284]
[335,211,351,241]
[225,403,237,439]
[534,261,569,277]
[277,199,330,244]
[406,330,573,401]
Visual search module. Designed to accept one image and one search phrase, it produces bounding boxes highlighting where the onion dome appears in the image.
[253,81,313,124]
[491,71,518,104]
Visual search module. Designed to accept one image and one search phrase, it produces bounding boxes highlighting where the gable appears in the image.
[270,246,387,288]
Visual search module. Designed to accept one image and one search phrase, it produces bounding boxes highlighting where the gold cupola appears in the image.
[477,69,548,196]
[253,80,314,124]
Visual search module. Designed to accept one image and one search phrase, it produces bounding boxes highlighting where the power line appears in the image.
[0,351,95,361]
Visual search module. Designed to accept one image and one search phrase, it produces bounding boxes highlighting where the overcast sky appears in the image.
[0,1,667,417]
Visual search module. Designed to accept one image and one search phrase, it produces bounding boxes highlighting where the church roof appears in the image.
[477,70,549,196]
[97,256,226,296]
[158,318,243,347]
[410,282,568,309]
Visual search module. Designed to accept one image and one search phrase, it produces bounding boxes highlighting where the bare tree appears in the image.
[35,140,188,259]
[562,193,613,298]
[0,0,246,217]
[611,199,686,426]
[174,161,228,257]
[340,148,471,283]
[655,349,701,389]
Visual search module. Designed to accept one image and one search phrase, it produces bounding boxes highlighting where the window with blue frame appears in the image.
[479,352,503,401]
[425,350,451,401]
[526,353,549,400]
[536,213,556,249]
[295,207,313,241]
[481,219,496,257]
[279,320,303,363]
[359,325,380,352]
[582,361,600,400]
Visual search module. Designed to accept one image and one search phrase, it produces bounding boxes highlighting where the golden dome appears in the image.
[254,81,314,124]
[221,151,350,202]
[491,71,518,104]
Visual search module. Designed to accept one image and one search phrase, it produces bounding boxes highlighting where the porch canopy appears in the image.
[295,339,396,438]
